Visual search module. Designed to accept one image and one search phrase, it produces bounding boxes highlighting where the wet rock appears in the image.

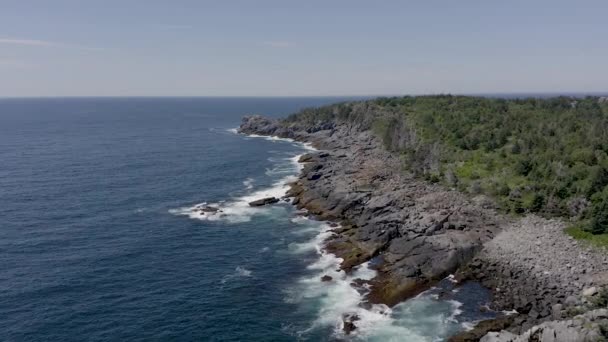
[342,314,360,335]
[321,275,333,282]
[298,153,315,163]
[248,197,280,207]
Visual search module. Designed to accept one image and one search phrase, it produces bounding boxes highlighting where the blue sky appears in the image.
[0,0,607,97]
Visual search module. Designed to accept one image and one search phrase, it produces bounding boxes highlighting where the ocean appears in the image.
[0,97,493,342]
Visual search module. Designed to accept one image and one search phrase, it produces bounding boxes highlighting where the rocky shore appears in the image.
[238,114,608,341]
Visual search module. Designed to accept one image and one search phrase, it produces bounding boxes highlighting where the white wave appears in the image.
[243,177,254,190]
[247,133,296,144]
[447,300,463,323]
[235,266,252,277]
[283,218,394,339]
[245,132,317,152]
[461,321,477,331]
[227,128,238,134]
[221,266,253,284]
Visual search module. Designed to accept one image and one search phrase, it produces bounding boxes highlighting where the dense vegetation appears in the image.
[284,95,608,234]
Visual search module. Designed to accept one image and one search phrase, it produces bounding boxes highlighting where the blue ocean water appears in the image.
[0,98,492,342]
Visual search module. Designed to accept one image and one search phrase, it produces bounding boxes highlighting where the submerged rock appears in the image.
[248,197,280,207]
[194,204,221,215]
[321,275,333,282]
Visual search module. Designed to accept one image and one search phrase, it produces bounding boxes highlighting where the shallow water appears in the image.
[0,97,493,341]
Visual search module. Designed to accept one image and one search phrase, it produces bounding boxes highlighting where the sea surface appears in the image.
[0,97,493,342]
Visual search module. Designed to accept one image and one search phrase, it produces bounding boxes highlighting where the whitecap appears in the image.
[221,266,253,284]
[235,266,252,277]
[243,177,254,190]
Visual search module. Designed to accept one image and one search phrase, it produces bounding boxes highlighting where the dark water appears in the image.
[0,98,492,342]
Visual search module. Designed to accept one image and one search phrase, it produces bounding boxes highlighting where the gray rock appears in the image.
[565,295,578,306]
[248,197,280,207]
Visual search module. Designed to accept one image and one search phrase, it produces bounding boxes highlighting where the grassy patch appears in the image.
[565,222,608,248]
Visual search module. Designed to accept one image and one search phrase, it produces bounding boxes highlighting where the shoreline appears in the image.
[238,114,608,340]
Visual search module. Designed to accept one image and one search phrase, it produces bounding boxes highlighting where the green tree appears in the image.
[590,198,608,234]
[530,194,545,212]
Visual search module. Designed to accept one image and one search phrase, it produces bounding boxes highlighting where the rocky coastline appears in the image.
[238,114,608,341]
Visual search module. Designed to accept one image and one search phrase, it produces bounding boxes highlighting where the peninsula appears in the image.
[239,95,608,341]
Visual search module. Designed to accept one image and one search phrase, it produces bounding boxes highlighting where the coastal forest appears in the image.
[284,95,608,237]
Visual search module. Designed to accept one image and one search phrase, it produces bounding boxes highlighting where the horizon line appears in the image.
[1,91,608,100]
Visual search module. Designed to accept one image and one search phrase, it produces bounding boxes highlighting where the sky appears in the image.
[0,0,607,97]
